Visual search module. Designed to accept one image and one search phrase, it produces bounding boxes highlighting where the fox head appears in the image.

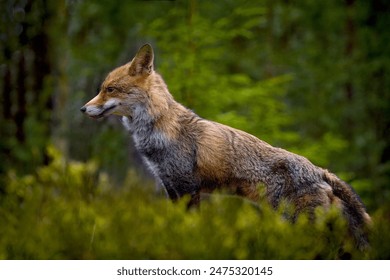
[80,44,173,121]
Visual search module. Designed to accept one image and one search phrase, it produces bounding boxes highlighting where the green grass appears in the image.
[1,147,389,260]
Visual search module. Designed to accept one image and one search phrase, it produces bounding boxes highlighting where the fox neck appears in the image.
[125,103,180,158]
[122,73,172,129]
[121,88,181,154]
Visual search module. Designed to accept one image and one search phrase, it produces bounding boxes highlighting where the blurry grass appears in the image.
[0,147,389,260]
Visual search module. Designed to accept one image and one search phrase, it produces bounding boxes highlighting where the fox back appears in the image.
[81,44,371,249]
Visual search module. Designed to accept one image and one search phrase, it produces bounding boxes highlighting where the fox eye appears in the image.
[106,87,115,93]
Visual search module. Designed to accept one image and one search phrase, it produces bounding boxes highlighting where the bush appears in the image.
[1,147,389,260]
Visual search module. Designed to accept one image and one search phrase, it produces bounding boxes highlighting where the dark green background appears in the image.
[1,0,389,259]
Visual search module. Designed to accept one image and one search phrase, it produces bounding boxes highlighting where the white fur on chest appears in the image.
[121,116,133,132]
[121,116,169,176]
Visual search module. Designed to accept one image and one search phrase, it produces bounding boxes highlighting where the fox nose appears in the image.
[80,106,86,113]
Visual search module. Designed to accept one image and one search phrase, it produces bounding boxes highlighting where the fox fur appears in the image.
[81,44,371,249]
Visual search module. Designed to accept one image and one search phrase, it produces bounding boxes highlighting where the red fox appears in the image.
[81,44,371,249]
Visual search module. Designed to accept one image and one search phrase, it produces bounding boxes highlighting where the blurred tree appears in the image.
[0,0,58,180]
[1,0,389,208]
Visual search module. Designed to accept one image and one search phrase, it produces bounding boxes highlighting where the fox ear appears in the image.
[128,44,154,76]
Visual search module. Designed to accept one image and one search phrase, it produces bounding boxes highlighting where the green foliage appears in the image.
[1,0,389,260]
[1,148,389,260]
[144,0,304,152]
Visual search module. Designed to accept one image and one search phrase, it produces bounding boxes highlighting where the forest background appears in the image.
[0,0,389,259]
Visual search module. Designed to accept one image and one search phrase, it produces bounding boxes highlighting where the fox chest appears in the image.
[132,132,197,178]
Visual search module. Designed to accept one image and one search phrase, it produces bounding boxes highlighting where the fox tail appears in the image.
[323,170,372,250]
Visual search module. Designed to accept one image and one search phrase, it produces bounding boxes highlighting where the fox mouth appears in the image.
[91,105,117,119]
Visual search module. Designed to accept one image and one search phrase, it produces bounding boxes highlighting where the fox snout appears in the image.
[80,98,120,119]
